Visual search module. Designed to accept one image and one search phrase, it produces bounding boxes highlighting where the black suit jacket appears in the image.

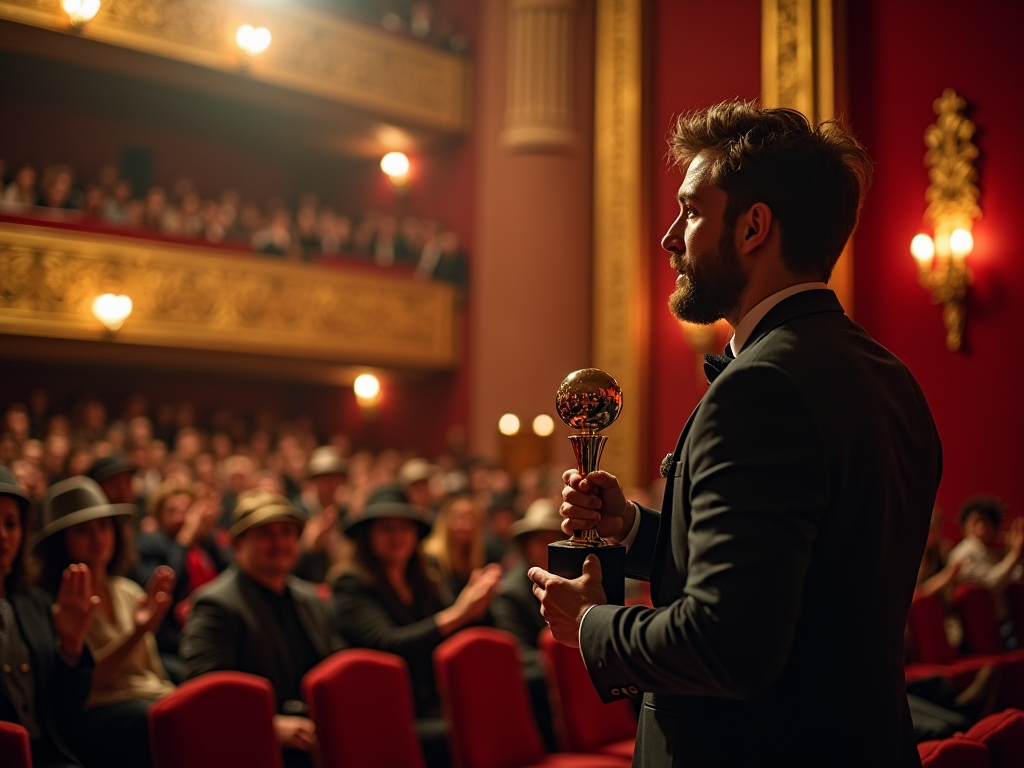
[580,290,942,767]
[180,567,345,712]
[0,588,94,767]
[492,561,547,649]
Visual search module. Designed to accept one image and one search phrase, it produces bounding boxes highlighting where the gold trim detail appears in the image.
[592,0,646,488]
[0,0,468,133]
[924,90,981,237]
[0,223,457,368]
[762,0,851,314]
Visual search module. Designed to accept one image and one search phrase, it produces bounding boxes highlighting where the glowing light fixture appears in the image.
[353,374,381,403]
[380,152,410,184]
[911,89,980,352]
[92,293,132,332]
[236,24,272,57]
[532,414,555,437]
[62,0,100,28]
[498,413,521,436]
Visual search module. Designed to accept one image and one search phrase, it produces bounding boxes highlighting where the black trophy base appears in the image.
[548,540,626,606]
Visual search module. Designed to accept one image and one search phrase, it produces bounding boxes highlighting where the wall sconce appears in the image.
[531,414,554,437]
[92,293,132,332]
[353,373,381,416]
[380,151,411,189]
[236,24,272,60]
[498,413,520,436]
[62,0,100,28]
[911,89,981,352]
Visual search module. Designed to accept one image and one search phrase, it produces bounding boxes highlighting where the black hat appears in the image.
[36,476,135,542]
[343,482,432,540]
[0,464,30,515]
[87,454,136,483]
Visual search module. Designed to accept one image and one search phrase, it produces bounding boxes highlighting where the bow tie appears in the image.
[703,345,736,384]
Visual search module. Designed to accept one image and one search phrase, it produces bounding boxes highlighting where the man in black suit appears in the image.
[529,102,942,766]
[180,490,345,768]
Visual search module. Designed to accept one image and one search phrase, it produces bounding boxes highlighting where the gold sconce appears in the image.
[62,0,100,28]
[911,89,981,352]
[92,293,132,333]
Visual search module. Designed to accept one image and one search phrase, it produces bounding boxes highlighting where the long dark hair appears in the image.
[37,515,134,598]
[346,523,442,606]
[1,494,38,594]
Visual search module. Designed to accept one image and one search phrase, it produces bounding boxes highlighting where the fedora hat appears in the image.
[37,476,135,541]
[87,453,136,483]
[307,446,347,479]
[343,482,432,540]
[0,464,30,515]
[507,498,564,543]
[230,489,307,540]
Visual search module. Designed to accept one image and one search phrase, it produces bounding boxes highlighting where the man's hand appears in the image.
[561,469,634,542]
[529,555,607,648]
[273,715,317,751]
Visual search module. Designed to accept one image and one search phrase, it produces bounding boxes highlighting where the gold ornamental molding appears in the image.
[0,223,457,370]
[591,0,647,489]
[762,0,853,314]
[0,0,468,133]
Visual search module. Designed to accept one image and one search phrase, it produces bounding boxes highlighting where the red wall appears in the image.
[848,0,1024,536]
[646,0,762,480]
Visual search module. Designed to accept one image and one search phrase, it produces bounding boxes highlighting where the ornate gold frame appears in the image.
[591,0,647,489]
[0,223,457,370]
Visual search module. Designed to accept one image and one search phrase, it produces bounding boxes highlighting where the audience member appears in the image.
[135,479,227,679]
[1,164,37,212]
[332,483,500,767]
[917,507,960,599]
[0,465,96,768]
[422,492,491,597]
[293,447,346,584]
[35,478,174,768]
[948,495,1024,638]
[181,490,345,768]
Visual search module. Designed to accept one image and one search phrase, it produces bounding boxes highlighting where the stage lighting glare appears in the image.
[380,151,410,180]
[63,0,100,27]
[353,374,381,401]
[532,414,555,436]
[92,293,132,332]
[236,24,272,56]
[498,413,520,436]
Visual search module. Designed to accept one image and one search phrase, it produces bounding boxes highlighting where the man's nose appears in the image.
[661,214,685,254]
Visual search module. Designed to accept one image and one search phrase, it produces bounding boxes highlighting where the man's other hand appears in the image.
[529,555,607,648]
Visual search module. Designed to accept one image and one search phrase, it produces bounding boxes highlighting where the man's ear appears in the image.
[736,203,772,255]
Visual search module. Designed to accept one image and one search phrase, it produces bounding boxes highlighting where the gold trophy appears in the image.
[549,368,626,605]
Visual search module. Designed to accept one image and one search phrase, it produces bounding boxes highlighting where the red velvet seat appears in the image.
[919,737,989,768]
[953,585,1011,655]
[962,709,1024,768]
[433,627,630,768]
[302,649,425,768]
[149,671,282,768]
[0,721,31,768]
[537,628,635,760]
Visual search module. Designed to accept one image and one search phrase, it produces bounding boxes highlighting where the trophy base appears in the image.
[548,539,626,606]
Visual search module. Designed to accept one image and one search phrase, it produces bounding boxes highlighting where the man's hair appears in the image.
[957,495,1007,529]
[668,100,873,280]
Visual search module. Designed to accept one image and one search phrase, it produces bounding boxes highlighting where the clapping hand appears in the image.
[1006,517,1024,562]
[134,565,174,634]
[51,564,100,661]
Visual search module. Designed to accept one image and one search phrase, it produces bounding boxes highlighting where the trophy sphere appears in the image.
[555,368,623,433]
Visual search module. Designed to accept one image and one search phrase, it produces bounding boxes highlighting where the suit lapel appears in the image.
[289,579,328,660]
[742,289,844,354]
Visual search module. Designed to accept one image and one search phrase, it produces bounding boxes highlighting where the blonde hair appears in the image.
[146,478,195,519]
[422,494,486,583]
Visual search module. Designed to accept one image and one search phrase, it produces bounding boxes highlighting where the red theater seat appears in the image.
[953,585,1011,656]
[963,709,1024,768]
[919,737,990,768]
[0,721,31,768]
[302,649,425,768]
[149,672,282,768]
[537,628,635,760]
[433,627,630,768]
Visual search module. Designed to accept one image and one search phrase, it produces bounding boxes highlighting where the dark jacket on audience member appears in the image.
[1,588,94,768]
[180,566,344,713]
[491,562,546,650]
[332,572,448,717]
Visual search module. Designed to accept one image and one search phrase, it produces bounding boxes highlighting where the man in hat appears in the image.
[86,454,136,507]
[293,447,347,583]
[181,489,345,768]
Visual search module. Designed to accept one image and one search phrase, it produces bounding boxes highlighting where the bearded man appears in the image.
[529,102,942,767]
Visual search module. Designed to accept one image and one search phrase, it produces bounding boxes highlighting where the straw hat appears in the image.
[507,498,564,543]
[230,489,307,540]
[307,447,347,478]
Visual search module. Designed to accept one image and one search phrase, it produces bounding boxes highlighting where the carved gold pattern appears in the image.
[592,0,646,488]
[0,0,467,132]
[917,89,979,353]
[0,223,457,368]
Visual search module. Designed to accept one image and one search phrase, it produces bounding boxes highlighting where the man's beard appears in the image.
[668,227,747,324]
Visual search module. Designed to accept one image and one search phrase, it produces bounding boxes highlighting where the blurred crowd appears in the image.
[324,0,470,54]
[0,159,468,288]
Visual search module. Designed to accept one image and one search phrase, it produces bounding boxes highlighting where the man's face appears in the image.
[100,471,134,504]
[965,511,998,548]
[662,153,748,324]
[235,521,301,581]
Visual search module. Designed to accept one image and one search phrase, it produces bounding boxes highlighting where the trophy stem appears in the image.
[567,434,609,544]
